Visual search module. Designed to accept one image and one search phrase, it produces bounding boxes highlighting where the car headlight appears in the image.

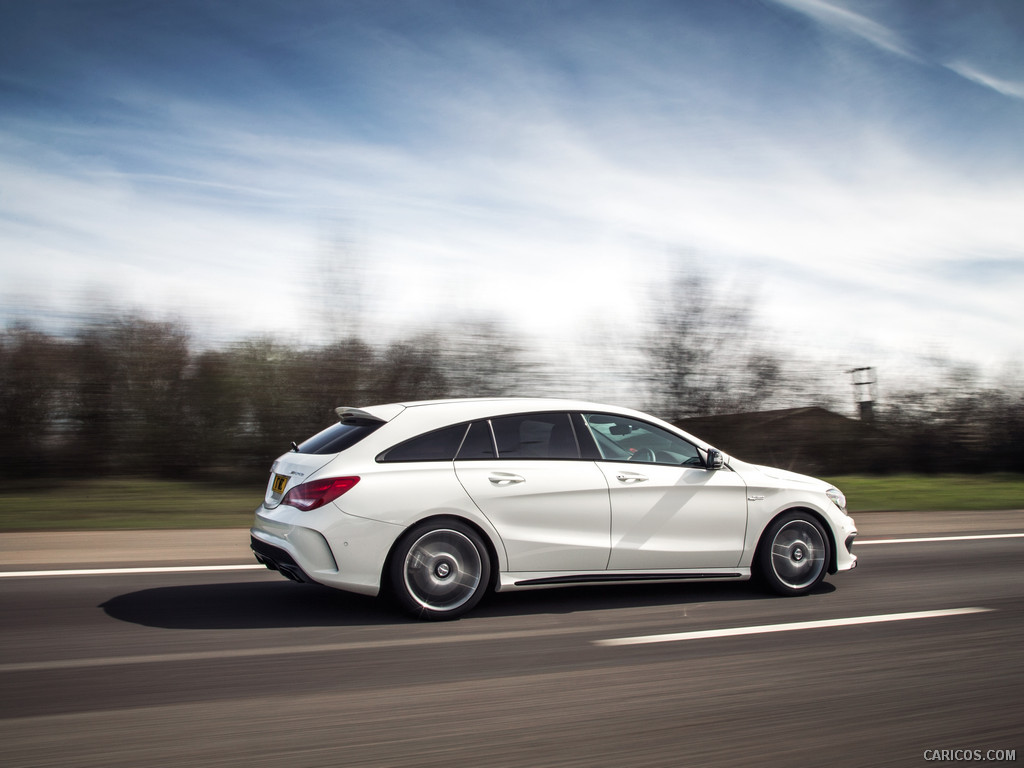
[826,487,846,511]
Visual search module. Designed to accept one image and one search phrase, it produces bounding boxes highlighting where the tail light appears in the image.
[281,477,360,511]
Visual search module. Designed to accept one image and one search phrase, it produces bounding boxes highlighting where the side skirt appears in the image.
[508,571,746,588]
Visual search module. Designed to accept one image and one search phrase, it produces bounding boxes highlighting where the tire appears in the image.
[389,519,491,620]
[756,511,830,596]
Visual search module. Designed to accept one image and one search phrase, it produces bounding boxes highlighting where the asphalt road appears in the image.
[1,515,1022,768]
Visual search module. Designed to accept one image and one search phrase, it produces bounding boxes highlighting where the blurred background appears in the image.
[2,0,1023,486]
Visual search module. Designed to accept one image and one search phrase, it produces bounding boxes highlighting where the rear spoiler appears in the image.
[334,404,405,425]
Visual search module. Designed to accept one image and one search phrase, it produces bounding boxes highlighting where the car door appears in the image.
[454,413,611,572]
[581,413,749,570]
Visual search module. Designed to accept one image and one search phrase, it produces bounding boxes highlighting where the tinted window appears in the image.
[379,424,468,463]
[297,422,383,455]
[584,413,702,466]
[490,412,579,459]
[456,420,496,460]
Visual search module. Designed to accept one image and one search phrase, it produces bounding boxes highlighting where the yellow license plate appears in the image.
[272,474,289,494]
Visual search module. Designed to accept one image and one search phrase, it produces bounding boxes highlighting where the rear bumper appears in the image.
[250,504,399,597]
[251,536,312,583]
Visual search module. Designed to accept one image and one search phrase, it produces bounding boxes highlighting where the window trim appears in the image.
[454,419,498,461]
[570,412,602,460]
[374,410,710,466]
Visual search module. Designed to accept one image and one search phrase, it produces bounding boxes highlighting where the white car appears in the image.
[251,398,857,619]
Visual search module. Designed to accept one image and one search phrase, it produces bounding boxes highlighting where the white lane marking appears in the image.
[856,533,1024,545]
[0,625,627,674]
[7,609,990,673]
[0,564,264,578]
[594,607,992,647]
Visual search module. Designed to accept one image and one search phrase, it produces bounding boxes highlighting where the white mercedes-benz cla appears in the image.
[251,398,857,619]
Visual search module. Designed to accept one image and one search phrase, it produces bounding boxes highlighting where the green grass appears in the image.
[0,478,261,532]
[0,474,1021,532]
[824,474,1024,513]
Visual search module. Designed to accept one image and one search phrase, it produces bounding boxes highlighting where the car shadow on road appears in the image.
[101,580,399,629]
[101,578,835,630]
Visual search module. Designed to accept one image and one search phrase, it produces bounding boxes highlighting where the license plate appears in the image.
[272,473,289,494]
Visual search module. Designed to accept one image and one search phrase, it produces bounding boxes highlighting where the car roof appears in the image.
[342,397,708,448]
[398,397,621,410]
[391,397,653,421]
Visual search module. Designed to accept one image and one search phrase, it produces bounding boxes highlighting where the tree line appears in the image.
[2,283,1021,482]
[0,315,544,481]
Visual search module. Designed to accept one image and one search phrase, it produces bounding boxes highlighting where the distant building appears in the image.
[676,406,890,476]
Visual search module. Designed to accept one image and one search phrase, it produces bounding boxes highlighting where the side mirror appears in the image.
[706,448,725,470]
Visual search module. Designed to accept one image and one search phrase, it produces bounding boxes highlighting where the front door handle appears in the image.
[488,472,525,486]
[616,472,649,483]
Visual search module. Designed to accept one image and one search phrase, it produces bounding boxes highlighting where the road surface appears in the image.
[1,511,1021,767]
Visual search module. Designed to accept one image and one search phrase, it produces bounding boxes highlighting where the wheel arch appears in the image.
[380,513,503,594]
[756,506,838,575]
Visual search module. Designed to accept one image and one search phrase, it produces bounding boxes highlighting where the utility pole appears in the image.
[847,367,876,422]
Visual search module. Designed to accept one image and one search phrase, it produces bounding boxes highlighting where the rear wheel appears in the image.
[389,519,491,620]
[756,511,829,595]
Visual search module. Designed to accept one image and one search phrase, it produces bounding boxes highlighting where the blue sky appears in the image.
[2,0,1023,381]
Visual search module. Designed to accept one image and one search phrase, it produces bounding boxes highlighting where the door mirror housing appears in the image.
[706,448,725,470]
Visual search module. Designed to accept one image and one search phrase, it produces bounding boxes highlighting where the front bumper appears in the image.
[833,515,858,572]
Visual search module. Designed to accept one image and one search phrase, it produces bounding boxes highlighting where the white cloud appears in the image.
[763,0,916,60]
[4,92,1023,371]
[945,60,1024,101]
[2,1,1023,379]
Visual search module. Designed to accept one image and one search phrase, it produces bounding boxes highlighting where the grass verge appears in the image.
[0,478,260,532]
[825,474,1024,513]
[0,474,1021,532]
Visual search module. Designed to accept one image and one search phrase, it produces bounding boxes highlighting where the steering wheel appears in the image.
[629,447,656,462]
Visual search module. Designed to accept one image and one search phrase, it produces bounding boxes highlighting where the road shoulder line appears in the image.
[594,607,993,647]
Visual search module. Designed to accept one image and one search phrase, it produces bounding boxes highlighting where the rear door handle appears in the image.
[488,472,525,486]
[616,472,649,483]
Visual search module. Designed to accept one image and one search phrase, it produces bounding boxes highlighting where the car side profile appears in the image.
[251,398,857,619]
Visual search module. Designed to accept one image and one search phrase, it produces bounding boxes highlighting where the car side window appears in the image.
[583,413,702,466]
[489,412,580,460]
[377,424,469,463]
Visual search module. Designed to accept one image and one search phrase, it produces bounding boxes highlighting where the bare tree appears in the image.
[644,272,773,420]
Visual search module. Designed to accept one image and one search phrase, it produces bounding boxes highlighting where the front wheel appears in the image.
[756,512,830,595]
[389,519,491,620]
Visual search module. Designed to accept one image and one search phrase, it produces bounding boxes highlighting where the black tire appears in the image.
[389,518,491,620]
[756,511,830,596]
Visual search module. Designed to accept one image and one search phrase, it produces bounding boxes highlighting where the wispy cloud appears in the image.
[945,60,1024,101]
[764,0,917,60]
[1,0,1022,373]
